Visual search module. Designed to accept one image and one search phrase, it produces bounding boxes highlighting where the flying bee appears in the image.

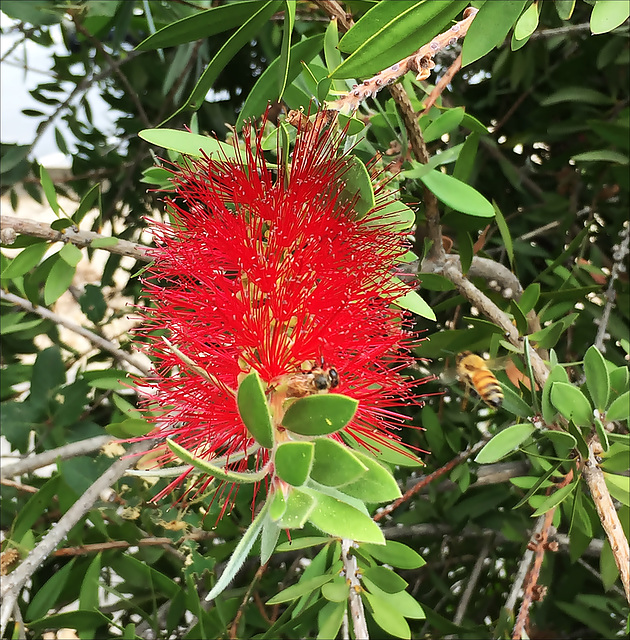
[456,351,503,409]
[285,361,340,398]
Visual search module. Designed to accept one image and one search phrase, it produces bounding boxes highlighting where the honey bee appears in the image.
[456,351,503,409]
[285,362,340,398]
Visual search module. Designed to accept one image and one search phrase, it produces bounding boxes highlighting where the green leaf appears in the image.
[25,558,76,621]
[542,364,569,424]
[310,438,368,487]
[571,150,628,164]
[333,1,468,79]
[106,417,153,438]
[44,255,76,305]
[324,12,343,73]
[361,540,426,570]
[307,491,385,544]
[363,566,408,594]
[590,0,630,34]
[12,475,61,543]
[604,473,630,507]
[40,165,59,216]
[475,423,536,464]
[267,574,334,605]
[461,1,527,66]
[205,499,270,602]
[493,201,514,268]
[72,183,100,225]
[282,393,358,436]
[237,371,274,448]
[393,284,436,320]
[500,381,535,418]
[2,242,48,278]
[342,430,423,467]
[337,450,402,503]
[599,539,619,591]
[420,170,495,217]
[269,487,288,521]
[166,438,266,484]
[27,612,108,635]
[58,242,83,267]
[531,480,578,516]
[165,1,282,121]
[275,441,314,486]
[551,383,594,427]
[363,589,411,639]
[278,1,295,99]
[609,366,629,397]
[555,0,575,20]
[606,391,630,422]
[422,107,465,143]
[453,132,480,183]
[136,0,267,49]
[519,283,541,314]
[513,0,539,40]
[321,576,350,602]
[540,87,613,106]
[317,601,346,639]
[139,129,237,160]
[583,346,610,412]
[276,536,330,552]
[276,487,316,529]
[363,577,425,619]
[90,237,119,248]
[542,430,577,459]
[339,155,376,220]
[79,552,102,611]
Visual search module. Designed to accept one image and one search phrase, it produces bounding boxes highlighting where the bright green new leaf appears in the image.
[237,371,274,448]
[551,382,594,427]
[275,441,314,486]
[590,0,630,34]
[338,450,402,503]
[282,393,358,436]
[420,170,495,217]
[605,391,630,422]
[513,1,539,40]
[475,423,536,464]
[393,284,436,321]
[58,242,82,267]
[310,438,368,487]
[307,491,385,544]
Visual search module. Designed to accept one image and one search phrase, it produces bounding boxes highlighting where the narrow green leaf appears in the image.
[324,12,342,73]
[500,381,535,418]
[584,346,610,412]
[600,539,619,591]
[493,201,514,268]
[136,0,267,50]
[363,589,411,639]
[236,35,324,129]
[571,150,628,164]
[275,441,314,486]
[595,418,610,452]
[260,516,281,564]
[317,601,346,639]
[333,1,468,79]
[90,237,119,248]
[166,438,266,483]
[79,552,102,611]
[519,283,540,314]
[420,170,495,218]
[363,577,425,619]
[321,576,350,603]
[12,475,61,544]
[453,132,480,183]
[206,499,270,602]
[278,1,296,99]
[422,108,465,143]
[363,566,408,594]
[237,371,274,448]
[282,393,358,436]
[59,242,83,267]
[461,0,527,66]
[551,383,594,427]
[531,481,578,516]
[276,487,316,529]
[25,558,76,621]
[267,574,334,605]
[475,423,536,464]
[310,438,368,487]
[605,391,630,422]
[339,155,375,220]
[72,183,100,225]
[342,430,423,467]
[40,165,59,216]
[139,128,237,160]
[361,540,426,570]
[27,611,108,634]
[540,87,613,107]
[555,0,575,20]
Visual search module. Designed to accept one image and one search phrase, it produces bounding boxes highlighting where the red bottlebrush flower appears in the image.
[136,112,428,505]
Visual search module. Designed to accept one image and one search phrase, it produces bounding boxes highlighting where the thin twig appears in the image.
[421,53,462,116]
[229,563,268,639]
[582,436,630,603]
[1,435,114,479]
[0,439,157,636]
[1,291,150,375]
[452,534,492,626]
[341,539,369,640]
[1,214,151,262]
[314,0,353,31]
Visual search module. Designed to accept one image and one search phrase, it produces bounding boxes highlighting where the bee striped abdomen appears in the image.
[456,351,504,409]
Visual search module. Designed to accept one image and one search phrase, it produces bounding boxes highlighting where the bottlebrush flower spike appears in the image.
[135,110,429,507]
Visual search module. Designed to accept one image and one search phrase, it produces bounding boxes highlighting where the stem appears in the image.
[341,539,369,640]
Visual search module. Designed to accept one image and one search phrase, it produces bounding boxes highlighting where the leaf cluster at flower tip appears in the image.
[135,110,429,503]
